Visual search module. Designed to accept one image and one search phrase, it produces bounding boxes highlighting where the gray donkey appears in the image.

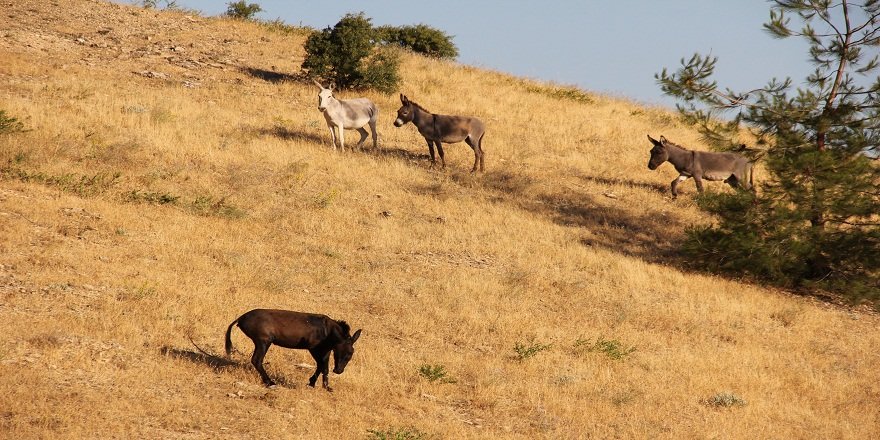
[393,94,486,172]
[647,135,754,198]
[313,80,378,152]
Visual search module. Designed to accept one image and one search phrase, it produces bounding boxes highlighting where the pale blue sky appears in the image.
[163,1,812,107]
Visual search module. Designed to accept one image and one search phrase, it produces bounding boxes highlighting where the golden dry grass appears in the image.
[1,1,878,439]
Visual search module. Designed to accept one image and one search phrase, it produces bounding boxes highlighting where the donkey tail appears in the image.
[748,162,755,191]
[224,317,240,357]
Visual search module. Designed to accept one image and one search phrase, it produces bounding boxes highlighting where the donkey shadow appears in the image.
[374,145,430,164]
[160,345,297,388]
[160,346,241,372]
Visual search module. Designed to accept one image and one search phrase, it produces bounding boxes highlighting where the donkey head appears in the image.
[647,135,670,170]
[332,326,362,374]
[313,79,335,111]
[393,94,414,127]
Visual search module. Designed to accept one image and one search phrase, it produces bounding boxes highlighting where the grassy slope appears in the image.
[1,1,878,438]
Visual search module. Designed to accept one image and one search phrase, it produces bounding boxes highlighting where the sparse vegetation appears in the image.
[703,392,747,408]
[139,0,178,9]
[513,338,552,361]
[367,427,430,440]
[2,1,880,439]
[225,1,262,20]
[418,364,456,383]
[0,110,26,134]
[1,168,121,197]
[524,82,594,104]
[573,336,636,360]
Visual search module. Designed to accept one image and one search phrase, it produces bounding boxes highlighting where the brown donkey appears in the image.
[393,94,486,172]
[225,309,361,390]
[647,135,754,198]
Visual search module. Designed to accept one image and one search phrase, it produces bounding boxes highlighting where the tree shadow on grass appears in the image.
[239,66,299,83]
[444,168,688,263]
[255,125,326,145]
[579,175,669,195]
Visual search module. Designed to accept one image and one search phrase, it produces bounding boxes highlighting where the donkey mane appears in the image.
[663,139,690,150]
[336,320,351,336]
[406,99,431,113]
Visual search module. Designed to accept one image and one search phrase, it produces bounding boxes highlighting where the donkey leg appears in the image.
[693,175,705,193]
[251,340,275,386]
[307,349,322,387]
[369,119,378,149]
[327,126,337,151]
[337,127,345,153]
[465,136,482,172]
[355,127,369,149]
[724,175,740,189]
[425,139,437,167]
[671,175,688,199]
[435,142,446,169]
[320,351,332,391]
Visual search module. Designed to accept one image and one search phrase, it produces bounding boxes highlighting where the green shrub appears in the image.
[225,1,262,20]
[375,24,458,60]
[140,0,178,9]
[573,336,636,360]
[513,338,552,361]
[301,13,400,92]
[0,110,26,135]
[703,391,747,408]
[418,364,456,384]
[366,427,429,440]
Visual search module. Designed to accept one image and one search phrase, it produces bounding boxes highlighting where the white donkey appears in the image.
[313,80,378,152]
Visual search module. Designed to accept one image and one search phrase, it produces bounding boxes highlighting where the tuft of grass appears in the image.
[514,338,552,361]
[366,427,430,440]
[261,18,310,36]
[188,195,247,219]
[418,364,456,384]
[117,282,157,301]
[574,336,636,360]
[2,168,121,197]
[703,392,747,408]
[124,189,180,205]
[518,81,593,104]
[314,189,339,209]
[0,110,27,134]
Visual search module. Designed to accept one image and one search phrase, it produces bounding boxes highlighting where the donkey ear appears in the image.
[659,135,669,145]
[350,329,362,344]
[400,94,408,104]
[312,79,323,89]
[647,135,660,145]
[329,83,336,91]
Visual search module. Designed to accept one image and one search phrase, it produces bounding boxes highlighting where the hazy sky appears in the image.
[163,1,813,107]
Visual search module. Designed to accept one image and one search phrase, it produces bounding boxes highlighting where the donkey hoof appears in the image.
[324,386,334,393]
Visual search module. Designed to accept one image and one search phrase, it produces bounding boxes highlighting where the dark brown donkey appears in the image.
[225,309,362,390]
[647,135,754,198]
[393,94,486,172]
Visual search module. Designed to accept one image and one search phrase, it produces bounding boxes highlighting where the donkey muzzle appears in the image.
[393,118,403,127]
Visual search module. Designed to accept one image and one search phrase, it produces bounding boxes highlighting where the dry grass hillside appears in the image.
[1,1,878,438]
